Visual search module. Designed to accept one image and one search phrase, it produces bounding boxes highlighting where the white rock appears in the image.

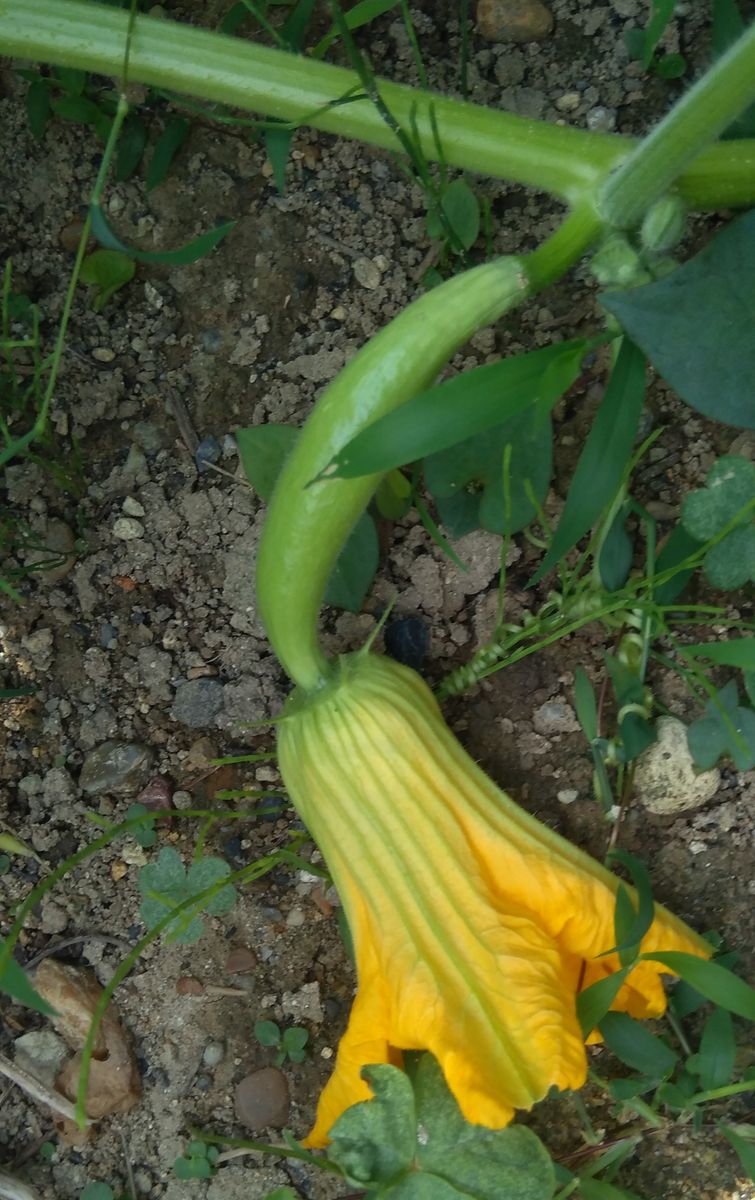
[113,516,145,541]
[122,496,145,518]
[633,717,720,815]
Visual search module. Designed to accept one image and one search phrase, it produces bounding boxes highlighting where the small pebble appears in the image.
[122,496,146,518]
[79,741,154,795]
[586,105,617,132]
[202,1041,225,1068]
[555,92,580,113]
[195,435,222,473]
[195,1073,213,1091]
[225,946,258,975]
[113,516,145,541]
[557,788,579,805]
[477,0,554,43]
[92,346,115,363]
[285,908,305,928]
[171,677,224,729]
[221,433,238,458]
[135,775,174,812]
[235,1067,290,1131]
[353,257,382,289]
[99,622,119,649]
[176,976,205,996]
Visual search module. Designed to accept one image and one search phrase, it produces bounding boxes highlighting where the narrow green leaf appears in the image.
[264,123,293,194]
[602,211,755,429]
[0,939,56,1015]
[322,340,583,479]
[683,639,755,670]
[116,112,148,181]
[281,0,318,51]
[641,0,677,67]
[578,967,632,1037]
[90,203,234,266]
[146,116,191,191]
[641,952,755,1019]
[604,850,654,965]
[599,1011,678,1077]
[534,340,586,425]
[311,0,400,58]
[574,667,598,741]
[688,1007,735,1090]
[324,511,378,613]
[25,77,50,140]
[598,506,633,591]
[654,51,686,78]
[719,1123,755,1182]
[531,338,646,583]
[653,523,700,605]
[712,0,755,137]
[579,1179,644,1200]
[441,178,480,251]
[53,94,102,124]
[236,423,300,501]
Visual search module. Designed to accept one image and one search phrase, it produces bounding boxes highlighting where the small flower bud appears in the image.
[640,193,687,256]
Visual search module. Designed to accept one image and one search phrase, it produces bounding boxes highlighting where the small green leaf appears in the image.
[0,938,56,1014]
[579,1180,644,1200]
[688,1007,735,1090]
[640,0,677,67]
[53,94,102,125]
[79,249,135,311]
[323,511,378,613]
[116,113,148,181]
[712,0,755,137]
[124,802,157,848]
[654,51,686,78]
[682,457,755,541]
[703,525,755,590]
[255,1019,282,1047]
[577,967,632,1037]
[80,1185,114,1200]
[598,505,633,591]
[263,1190,299,1200]
[574,667,598,742]
[605,849,655,966]
[265,123,292,195]
[147,116,190,191]
[687,682,755,771]
[601,211,755,428]
[90,203,234,266]
[26,77,50,140]
[0,854,10,875]
[531,338,646,583]
[641,951,755,1019]
[237,424,300,500]
[599,1011,678,1078]
[311,0,400,57]
[54,66,86,95]
[282,1026,309,1054]
[441,179,480,252]
[683,638,755,671]
[719,1123,755,1182]
[375,469,412,520]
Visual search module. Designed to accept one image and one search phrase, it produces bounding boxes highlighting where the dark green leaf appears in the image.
[441,179,480,252]
[54,66,86,95]
[532,338,646,583]
[434,490,482,538]
[601,211,755,428]
[641,0,677,67]
[79,249,135,311]
[53,95,102,125]
[80,1185,114,1200]
[688,1007,735,1090]
[116,113,147,181]
[221,1,251,35]
[654,52,686,78]
[26,78,50,140]
[711,0,755,137]
[599,1011,678,1077]
[641,951,755,1019]
[322,340,583,479]
[744,670,755,708]
[324,511,379,613]
[605,849,655,966]
[311,0,400,58]
[719,1123,755,1182]
[534,340,586,425]
[683,639,755,671]
[124,802,157,848]
[375,470,412,520]
[146,116,191,191]
[577,967,632,1037]
[91,203,234,266]
[255,1019,282,1047]
[265,124,292,194]
[0,939,57,1014]
[281,0,318,51]
[682,457,755,541]
[574,667,598,741]
[282,1026,309,1053]
[687,682,755,771]
[236,423,299,501]
[653,524,700,605]
[598,506,633,591]
[608,1075,658,1100]
[579,1180,644,1200]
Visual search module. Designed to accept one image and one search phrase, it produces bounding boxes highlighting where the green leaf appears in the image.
[441,179,480,252]
[375,470,412,520]
[683,638,755,671]
[282,1026,309,1054]
[682,456,755,541]
[577,967,632,1037]
[80,1185,114,1200]
[26,77,50,140]
[605,849,655,966]
[311,0,400,58]
[263,1190,299,1200]
[652,525,704,606]
[139,846,186,895]
[654,51,686,78]
[425,408,553,537]
[0,939,56,1014]
[123,802,157,848]
[255,1019,282,1047]
[531,338,646,583]
[744,670,755,707]
[601,211,755,428]
[328,1064,416,1185]
[146,116,190,191]
[579,1180,643,1200]
[321,340,584,479]
[574,667,598,742]
[53,94,102,125]
[641,0,677,67]
[54,66,87,95]
[711,0,755,137]
[115,113,148,181]
[79,249,135,311]
[323,511,379,613]
[90,203,234,266]
[265,123,292,195]
[687,682,755,771]
[703,525,755,590]
[598,505,633,591]
[641,951,755,1019]
[599,1011,678,1077]
[688,1007,735,1090]
[237,424,300,500]
[281,0,318,50]
[719,1123,755,1182]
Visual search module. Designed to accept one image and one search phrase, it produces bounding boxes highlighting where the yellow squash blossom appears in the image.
[279,651,711,1148]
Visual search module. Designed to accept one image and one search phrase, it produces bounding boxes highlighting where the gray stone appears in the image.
[171,678,224,728]
[634,717,720,815]
[21,627,54,672]
[137,646,173,692]
[533,700,580,737]
[113,516,145,541]
[79,741,155,795]
[42,766,77,806]
[202,1041,225,1068]
[14,1029,68,1089]
[235,1067,290,1131]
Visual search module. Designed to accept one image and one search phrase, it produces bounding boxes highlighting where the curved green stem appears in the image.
[3,0,755,208]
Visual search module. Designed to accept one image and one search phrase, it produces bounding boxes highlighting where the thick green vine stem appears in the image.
[256,257,530,693]
[2,0,755,209]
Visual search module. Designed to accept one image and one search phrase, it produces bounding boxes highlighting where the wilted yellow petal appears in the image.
[281,653,710,1147]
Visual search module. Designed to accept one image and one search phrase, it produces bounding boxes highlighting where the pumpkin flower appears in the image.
[279,652,711,1148]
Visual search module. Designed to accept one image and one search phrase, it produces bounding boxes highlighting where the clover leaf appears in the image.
[138,847,236,944]
[681,456,755,590]
[174,1140,219,1180]
[687,680,755,771]
[328,1054,554,1199]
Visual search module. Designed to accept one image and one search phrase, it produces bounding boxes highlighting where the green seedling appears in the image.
[624,0,686,79]
[681,456,755,589]
[262,1189,298,1200]
[687,680,755,771]
[79,1184,127,1200]
[138,847,237,944]
[124,802,157,848]
[174,1139,219,1180]
[79,248,134,310]
[254,1019,309,1066]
